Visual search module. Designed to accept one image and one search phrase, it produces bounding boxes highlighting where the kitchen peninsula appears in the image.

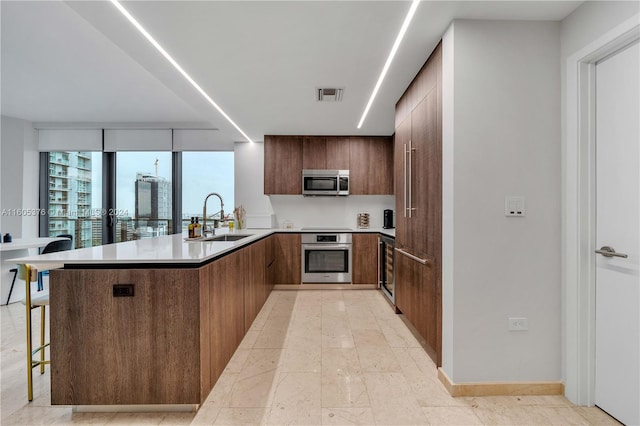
[15,228,394,409]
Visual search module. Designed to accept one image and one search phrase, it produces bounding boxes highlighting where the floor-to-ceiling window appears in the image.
[45,150,103,248]
[40,130,235,245]
[115,152,172,242]
[181,151,234,232]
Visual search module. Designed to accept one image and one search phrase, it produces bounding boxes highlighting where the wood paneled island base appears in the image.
[49,240,273,407]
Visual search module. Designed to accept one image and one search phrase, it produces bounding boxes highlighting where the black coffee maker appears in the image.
[383,209,394,229]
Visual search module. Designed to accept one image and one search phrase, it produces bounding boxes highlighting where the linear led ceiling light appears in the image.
[109,0,253,143]
[357,0,420,129]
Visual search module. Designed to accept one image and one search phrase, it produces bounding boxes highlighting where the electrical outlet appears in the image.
[505,196,526,217]
[113,284,135,297]
[508,317,528,331]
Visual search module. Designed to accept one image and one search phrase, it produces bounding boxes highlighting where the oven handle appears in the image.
[302,244,351,250]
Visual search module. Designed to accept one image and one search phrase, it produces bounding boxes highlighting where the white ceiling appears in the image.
[1,1,582,143]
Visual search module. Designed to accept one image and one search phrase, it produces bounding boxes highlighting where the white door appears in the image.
[594,40,640,426]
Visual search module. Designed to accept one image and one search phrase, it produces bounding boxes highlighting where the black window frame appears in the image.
[39,150,184,245]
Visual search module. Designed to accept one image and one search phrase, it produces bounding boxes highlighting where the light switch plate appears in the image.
[508,317,529,331]
[505,196,525,217]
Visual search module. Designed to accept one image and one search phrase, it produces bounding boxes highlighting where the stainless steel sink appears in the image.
[204,234,253,242]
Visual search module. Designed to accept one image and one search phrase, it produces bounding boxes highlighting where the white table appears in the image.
[1,237,67,304]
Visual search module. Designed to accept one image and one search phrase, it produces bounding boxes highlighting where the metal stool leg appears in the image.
[40,305,45,375]
[6,268,18,305]
[19,264,51,402]
[23,265,34,401]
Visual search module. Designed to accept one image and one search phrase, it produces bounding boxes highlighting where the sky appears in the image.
[90,151,234,220]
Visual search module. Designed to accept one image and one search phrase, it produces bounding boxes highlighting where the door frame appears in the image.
[563,15,639,406]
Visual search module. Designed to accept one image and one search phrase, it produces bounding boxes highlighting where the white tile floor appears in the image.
[1,289,620,425]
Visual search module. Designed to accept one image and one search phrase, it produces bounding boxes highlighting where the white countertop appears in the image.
[12,227,395,266]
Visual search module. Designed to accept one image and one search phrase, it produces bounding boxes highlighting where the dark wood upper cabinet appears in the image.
[264,135,303,195]
[265,135,391,195]
[349,136,394,195]
[302,137,327,169]
[302,137,351,170]
[326,137,350,169]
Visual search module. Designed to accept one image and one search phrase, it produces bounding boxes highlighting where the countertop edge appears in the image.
[12,227,395,267]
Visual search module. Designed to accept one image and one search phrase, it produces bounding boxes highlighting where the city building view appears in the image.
[47,152,230,245]
[131,172,171,239]
[48,151,100,248]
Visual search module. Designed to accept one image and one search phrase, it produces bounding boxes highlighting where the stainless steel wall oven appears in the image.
[301,233,352,283]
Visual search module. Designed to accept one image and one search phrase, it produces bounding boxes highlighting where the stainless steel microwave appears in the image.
[302,170,349,196]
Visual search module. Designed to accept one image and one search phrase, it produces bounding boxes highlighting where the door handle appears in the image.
[595,246,628,258]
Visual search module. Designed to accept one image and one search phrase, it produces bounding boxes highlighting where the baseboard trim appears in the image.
[72,404,198,413]
[273,284,377,290]
[437,368,564,397]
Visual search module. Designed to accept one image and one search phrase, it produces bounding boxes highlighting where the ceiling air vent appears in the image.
[317,88,343,102]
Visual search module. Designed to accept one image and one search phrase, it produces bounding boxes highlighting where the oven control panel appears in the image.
[301,233,352,244]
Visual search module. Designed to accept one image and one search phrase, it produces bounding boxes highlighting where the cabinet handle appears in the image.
[408,141,416,218]
[403,143,408,218]
[395,248,431,265]
[408,140,412,218]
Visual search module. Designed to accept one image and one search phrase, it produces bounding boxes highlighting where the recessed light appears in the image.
[109,0,253,143]
[357,0,420,129]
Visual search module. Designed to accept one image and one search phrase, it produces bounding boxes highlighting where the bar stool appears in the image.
[18,264,49,401]
[37,238,72,291]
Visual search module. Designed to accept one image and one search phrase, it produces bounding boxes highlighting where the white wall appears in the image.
[441,22,455,379]
[559,0,640,405]
[1,115,39,238]
[234,141,394,229]
[561,1,639,58]
[442,20,561,383]
[269,195,394,230]
[234,142,273,218]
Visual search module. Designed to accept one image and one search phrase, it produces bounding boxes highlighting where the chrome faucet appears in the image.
[203,192,224,236]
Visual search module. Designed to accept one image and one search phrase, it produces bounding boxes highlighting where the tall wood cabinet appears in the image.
[394,41,442,366]
[394,116,411,247]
